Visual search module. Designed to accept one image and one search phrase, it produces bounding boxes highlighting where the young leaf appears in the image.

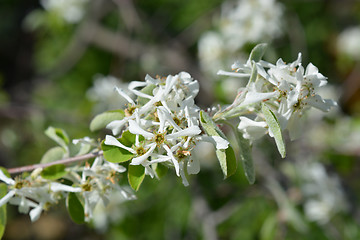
[155,163,168,179]
[66,192,85,224]
[262,104,286,158]
[249,43,267,62]
[128,165,145,191]
[0,183,7,239]
[90,109,125,132]
[200,111,237,178]
[41,164,67,180]
[45,127,69,149]
[102,141,134,163]
[40,146,66,164]
[118,130,144,147]
[137,84,156,105]
[199,111,226,138]
[0,168,10,178]
[236,130,255,184]
[247,63,258,86]
[215,145,237,179]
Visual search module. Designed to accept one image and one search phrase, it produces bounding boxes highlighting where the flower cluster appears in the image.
[104,72,227,186]
[40,0,89,24]
[0,155,135,222]
[218,46,336,141]
[198,0,283,76]
[0,44,337,226]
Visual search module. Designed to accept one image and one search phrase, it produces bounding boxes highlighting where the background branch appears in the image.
[7,150,103,174]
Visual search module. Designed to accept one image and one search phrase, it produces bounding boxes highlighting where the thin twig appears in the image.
[7,151,103,175]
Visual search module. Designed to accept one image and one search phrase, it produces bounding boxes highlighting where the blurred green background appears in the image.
[1,0,360,239]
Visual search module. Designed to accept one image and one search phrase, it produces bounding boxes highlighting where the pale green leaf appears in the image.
[236,130,255,184]
[262,104,286,158]
[0,183,7,239]
[66,192,85,224]
[40,146,66,164]
[215,145,237,179]
[45,127,69,149]
[101,131,137,163]
[41,164,67,180]
[199,111,226,138]
[90,109,125,132]
[249,43,267,62]
[260,213,277,240]
[154,163,168,179]
[137,84,156,105]
[128,164,145,191]
[247,62,258,86]
[200,111,237,178]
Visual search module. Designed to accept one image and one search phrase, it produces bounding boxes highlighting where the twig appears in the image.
[7,151,103,175]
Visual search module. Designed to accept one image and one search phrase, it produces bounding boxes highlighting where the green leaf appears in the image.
[128,164,145,191]
[155,163,168,179]
[101,131,137,163]
[236,130,255,184]
[119,130,144,147]
[215,145,237,179]
[247,62,258,86]
[137,84,156,105]
[199,111,226,138]
[90,109,125,132]
[200,111,237,178]
[260,213,277,240]
[66,192,85,224]
[0,168,10,178]
[262,104,286,158]
[249,43,267,62]
[40,146,66,164]
[41,164,67,180]
[0,184,7,239]
[45,127,69,149]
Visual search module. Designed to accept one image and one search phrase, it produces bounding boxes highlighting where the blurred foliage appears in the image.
[1,0,360,239]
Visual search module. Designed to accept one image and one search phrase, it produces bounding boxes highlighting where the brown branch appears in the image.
[7,151,103,175]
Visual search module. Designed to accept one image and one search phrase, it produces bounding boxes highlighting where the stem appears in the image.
[7,151,103,174]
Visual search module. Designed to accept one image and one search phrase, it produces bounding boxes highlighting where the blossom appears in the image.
[40,0,89,24]
[337,26,360,60]
[219,50,337,140]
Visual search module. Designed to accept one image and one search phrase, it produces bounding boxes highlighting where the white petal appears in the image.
[106,119,128,135]
[115,87,135,104]
[128,120,154,139]
[29,204,43,222]
[0,190,15,207]
[50,182,82,192]
[105,162,126,173]
[240,91,278,106]
[198,136,229,149]
[238,117,268,140]
[0,170,15,185]
[104,135,136,153]
[187,158,200,175]
[306,95,333,112]
[179,162,189,186]
[167,126,201,139]
[217,70,250,78]
[163,145,180,176]
[18,196,30,213]
[130,144,156,165]
[212,136,229,149]
[128,81,152,99]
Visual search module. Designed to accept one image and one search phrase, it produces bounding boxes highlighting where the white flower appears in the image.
[337,26,360,60]
[238,117,269,140]
[41,0,89,24]
[297,162,349,224]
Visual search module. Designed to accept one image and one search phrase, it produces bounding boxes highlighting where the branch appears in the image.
[7,151,103,175]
